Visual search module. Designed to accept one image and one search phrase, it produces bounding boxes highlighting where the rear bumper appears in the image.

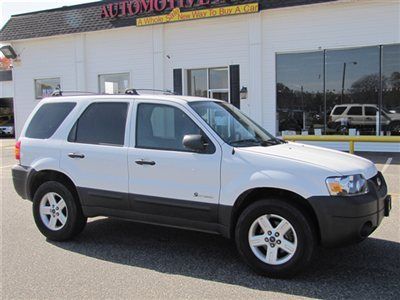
[12,165,32,200]
[308,172,390,248]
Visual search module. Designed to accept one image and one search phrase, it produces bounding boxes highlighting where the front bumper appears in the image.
[308,172,391,248]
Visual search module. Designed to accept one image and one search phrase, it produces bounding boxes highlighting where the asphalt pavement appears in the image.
[1,138,399,299]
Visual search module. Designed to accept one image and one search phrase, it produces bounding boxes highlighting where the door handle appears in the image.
[68,153,85,159]
[135,159,156,166]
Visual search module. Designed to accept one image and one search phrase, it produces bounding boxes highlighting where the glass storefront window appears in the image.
[276,44,400,136]
[187,67,229,101]
[326,46,380,135]
[382,44,400,135]
[276,51,324,135]
[209,68,228,90]
[99,73,130,94]
[35,78,60,99]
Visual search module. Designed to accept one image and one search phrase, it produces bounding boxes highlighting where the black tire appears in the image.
[32,181,87,241]
[389,121,400,136]
[235,198,316,278]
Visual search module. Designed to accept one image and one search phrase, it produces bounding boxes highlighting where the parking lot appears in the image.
[1,138,399,299]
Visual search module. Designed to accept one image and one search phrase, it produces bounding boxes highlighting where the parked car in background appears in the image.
[328,104,400,135]
[0,122,15,137]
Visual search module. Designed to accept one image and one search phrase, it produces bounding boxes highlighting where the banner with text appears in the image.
[136,3,259,27]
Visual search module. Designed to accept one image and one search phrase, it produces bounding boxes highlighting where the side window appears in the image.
[68,102,128,146]
[347,106,362,116]
[365,106,378,116]
[25,102,76,139]
[136,103,213,152]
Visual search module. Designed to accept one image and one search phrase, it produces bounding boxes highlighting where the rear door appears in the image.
[127,100,222,225]
[346,105,364,127]
[364,105,378,127]
[60,100,131,210]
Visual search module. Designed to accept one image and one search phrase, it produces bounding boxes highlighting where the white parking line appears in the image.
[0,165,13,169]
[381,157,393,174]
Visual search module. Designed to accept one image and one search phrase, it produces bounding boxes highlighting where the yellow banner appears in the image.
[137,3,259,27]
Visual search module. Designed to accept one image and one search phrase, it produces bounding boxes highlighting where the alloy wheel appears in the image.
[39,192,68,231]
[248,214,298,265]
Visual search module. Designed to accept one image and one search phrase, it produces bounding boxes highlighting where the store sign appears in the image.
[136,3,258,26]
[101,0,258,19]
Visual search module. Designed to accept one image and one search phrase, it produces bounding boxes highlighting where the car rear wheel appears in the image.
[235,198,316,278]
[33,181,87,241]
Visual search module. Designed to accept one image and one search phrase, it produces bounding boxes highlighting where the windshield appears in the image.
[189,101,284,147]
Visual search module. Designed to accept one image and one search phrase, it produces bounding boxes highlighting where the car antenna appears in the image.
[232,147,235,155]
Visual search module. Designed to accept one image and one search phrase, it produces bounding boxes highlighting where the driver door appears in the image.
[128,101,222,223]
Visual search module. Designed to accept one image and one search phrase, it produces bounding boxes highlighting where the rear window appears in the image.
[25,102,76,139]
[332,106,346,115]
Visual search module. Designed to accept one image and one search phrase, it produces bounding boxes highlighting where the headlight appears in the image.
[326,174,369,196]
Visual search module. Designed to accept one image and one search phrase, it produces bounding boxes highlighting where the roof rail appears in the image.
[51,90,98,97]
[125,88,175,95]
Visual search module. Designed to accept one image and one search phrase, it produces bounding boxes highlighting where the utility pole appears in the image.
[341,61,357,104]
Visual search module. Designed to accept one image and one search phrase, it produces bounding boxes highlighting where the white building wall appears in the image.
[8,0,400,151]
[84,26,155,93]
[12,36,77,136]
[163,14,250,111]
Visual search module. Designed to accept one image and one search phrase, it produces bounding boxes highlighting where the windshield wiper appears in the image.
[260,138,286,146]
[230,139,261,146]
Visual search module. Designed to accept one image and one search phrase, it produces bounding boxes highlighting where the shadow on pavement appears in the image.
[355,152,400,165]
[50,218,400,299]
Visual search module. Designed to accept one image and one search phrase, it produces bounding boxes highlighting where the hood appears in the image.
[387,112,400,120]
[239,142,377,179]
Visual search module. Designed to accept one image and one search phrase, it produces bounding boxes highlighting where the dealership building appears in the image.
[0,0,399,151]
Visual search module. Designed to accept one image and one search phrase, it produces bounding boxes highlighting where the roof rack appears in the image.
[50,88,176,97]
[51,90,98,97]
[125,88,175,95]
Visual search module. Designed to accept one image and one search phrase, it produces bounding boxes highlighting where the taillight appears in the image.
[15,140,21,161]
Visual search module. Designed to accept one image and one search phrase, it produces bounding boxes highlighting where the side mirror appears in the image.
[182,134,207,152]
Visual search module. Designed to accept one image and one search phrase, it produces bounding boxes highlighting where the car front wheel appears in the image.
[235,198,316,278]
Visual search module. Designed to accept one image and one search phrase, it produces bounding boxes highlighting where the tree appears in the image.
[390,71,400,89]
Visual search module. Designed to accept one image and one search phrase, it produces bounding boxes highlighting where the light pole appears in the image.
[341,61,357,104]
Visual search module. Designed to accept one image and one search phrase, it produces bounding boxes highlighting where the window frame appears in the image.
[186,67,230,102]
[134,102,216,154]
[34,77,61,100]
[68,101,130,147]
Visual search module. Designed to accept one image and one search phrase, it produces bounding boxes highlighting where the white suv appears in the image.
[12,93,391,278]
[329,103,400,134]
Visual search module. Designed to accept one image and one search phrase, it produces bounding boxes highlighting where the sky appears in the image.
[1,0,96,29]
[0,0,96,54]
